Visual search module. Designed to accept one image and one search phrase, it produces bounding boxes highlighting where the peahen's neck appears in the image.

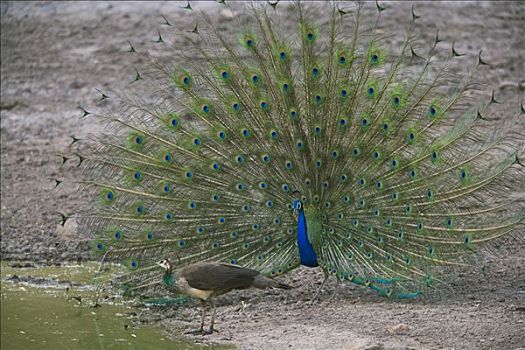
[297,208,319,267]
[162,271,176,287]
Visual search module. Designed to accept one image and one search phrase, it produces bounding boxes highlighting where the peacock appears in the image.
[69,1,524,301]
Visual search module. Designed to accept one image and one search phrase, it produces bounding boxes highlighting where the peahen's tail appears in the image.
[253,274,293,290]
[68,1,524,299]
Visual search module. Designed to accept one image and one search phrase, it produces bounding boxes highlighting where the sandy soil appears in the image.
[1,1,524,349]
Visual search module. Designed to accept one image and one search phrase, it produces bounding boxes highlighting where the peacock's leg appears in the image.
[327,277,340,302]
[309,269,330,304]
[185,300,207,335]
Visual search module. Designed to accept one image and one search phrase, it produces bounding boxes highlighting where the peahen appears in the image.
[71,1,524,300]
[158,258,291,334]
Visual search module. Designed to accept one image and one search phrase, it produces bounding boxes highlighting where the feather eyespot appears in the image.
[393,96,400,105]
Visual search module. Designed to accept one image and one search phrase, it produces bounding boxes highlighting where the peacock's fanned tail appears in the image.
[74,2,524,298]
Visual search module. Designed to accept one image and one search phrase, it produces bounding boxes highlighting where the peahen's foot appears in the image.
[202,327,219,335]
[184,328,205,335]
[184,327,219,336]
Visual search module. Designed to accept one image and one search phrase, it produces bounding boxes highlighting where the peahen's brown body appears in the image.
[159,259,291,334]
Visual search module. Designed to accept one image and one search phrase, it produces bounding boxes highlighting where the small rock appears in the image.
[220,9,234,19]
[388,323,410,335]
[499,81,517,90]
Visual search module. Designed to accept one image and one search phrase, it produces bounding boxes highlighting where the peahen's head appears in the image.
[158,259,172,273]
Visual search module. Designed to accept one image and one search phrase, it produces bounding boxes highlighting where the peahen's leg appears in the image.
[204,299,219,334]
[185,300,207,335]
[309,270,330,304]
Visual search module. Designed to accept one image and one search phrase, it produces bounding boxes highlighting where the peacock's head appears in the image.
[158,259,172,273]
[292,199,303,220]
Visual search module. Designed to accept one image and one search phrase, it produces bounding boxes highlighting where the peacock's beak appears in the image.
[293,208,298,220]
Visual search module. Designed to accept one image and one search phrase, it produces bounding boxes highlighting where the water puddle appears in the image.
[1,261,233,350]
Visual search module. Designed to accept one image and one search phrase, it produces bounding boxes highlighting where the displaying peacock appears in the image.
[70,1,524,300]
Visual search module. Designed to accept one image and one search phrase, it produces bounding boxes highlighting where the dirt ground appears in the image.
[1,1,524,349]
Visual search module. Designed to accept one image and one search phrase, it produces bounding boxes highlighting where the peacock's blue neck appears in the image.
[297,209,319,267]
